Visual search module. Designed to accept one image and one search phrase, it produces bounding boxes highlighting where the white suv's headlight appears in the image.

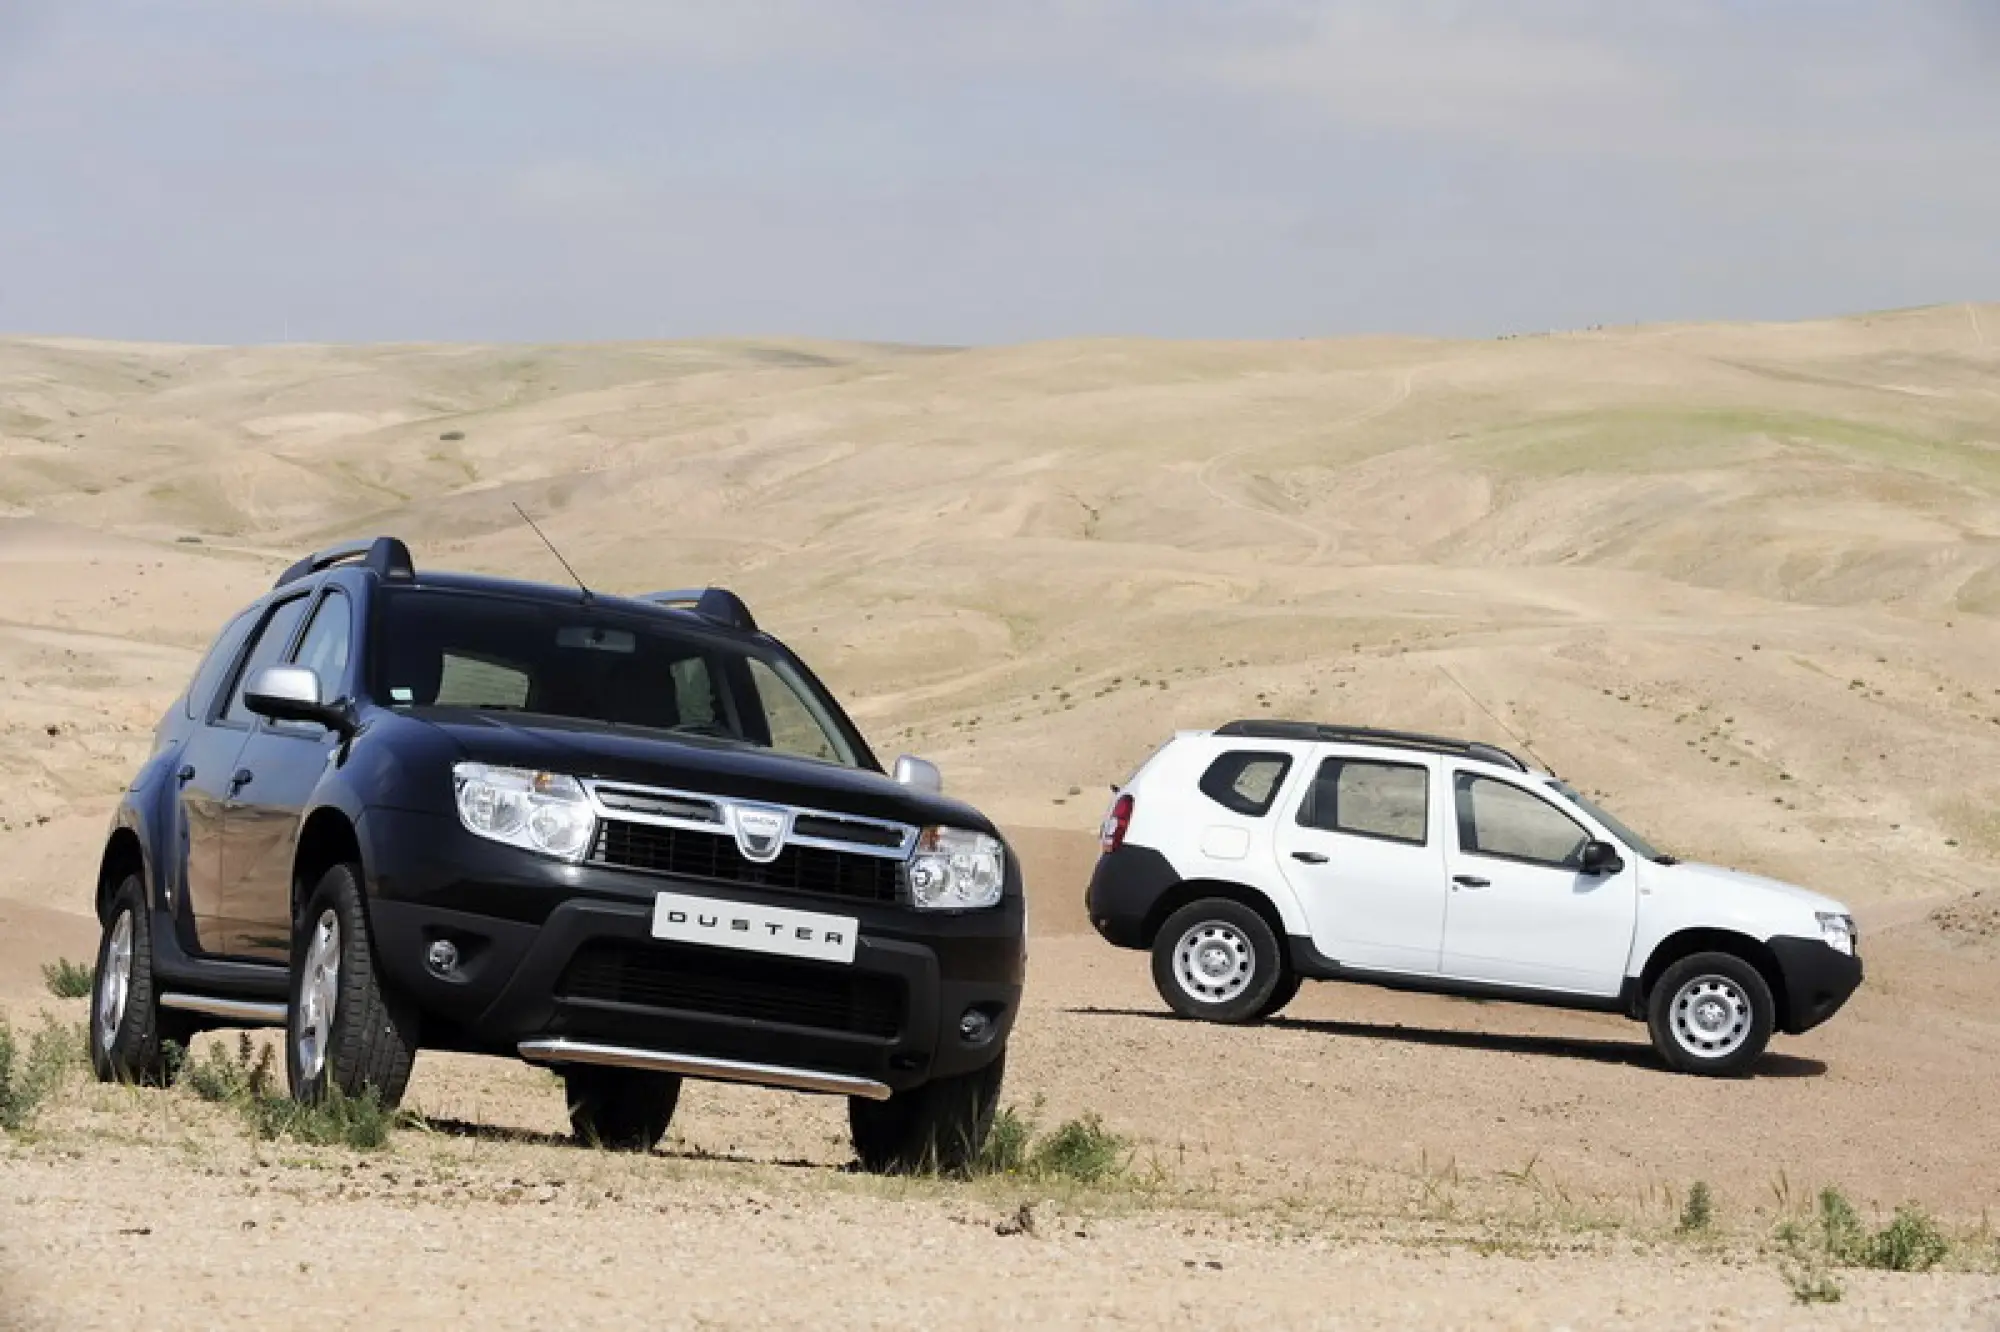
[1817,911,1856,956]
[453,763,596,862]
[908,827,1005,910]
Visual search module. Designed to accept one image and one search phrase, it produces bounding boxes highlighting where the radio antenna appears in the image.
[513,503,593,604]
[1436,663,1555,775]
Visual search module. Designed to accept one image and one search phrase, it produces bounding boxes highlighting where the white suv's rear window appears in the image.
[1197,751,1292,817]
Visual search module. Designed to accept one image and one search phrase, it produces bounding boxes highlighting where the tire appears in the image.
[286,862,419,1107]
[849,1048,1006,1175]
[1151,898,1286,1024]
[563,1066,682,1152]
[88,874,196,1086]
[1255,971,1304,1021]
[1646,951,1775,1077]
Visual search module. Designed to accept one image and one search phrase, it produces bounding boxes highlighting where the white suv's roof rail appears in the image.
[1212,719,1530,773]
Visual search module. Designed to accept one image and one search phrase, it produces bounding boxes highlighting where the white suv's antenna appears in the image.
[1436,664,1555,775]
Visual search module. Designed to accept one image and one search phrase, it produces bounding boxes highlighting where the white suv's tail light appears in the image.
[1100,791,1134,854]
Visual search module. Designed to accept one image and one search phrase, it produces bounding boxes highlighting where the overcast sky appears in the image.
[3,1,1998,346]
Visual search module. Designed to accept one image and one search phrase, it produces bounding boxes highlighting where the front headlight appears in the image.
[908,826,1005,910]
[1817,911,1856,956]
[452,763,596,863]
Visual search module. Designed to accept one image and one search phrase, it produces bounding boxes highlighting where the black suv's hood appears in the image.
[410,709,994,833]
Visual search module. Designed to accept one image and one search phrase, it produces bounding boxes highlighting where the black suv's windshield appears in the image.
[369,589,864,768]
[1547,779,1671,863]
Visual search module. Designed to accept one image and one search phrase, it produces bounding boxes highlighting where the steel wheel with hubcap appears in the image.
[1151,898,1287,1024]
[1647,950,1774,1077]
[88,874,193,1085]
[286,862,419,1107]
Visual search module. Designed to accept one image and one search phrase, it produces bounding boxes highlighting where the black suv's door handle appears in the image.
[1453,874,1490,889]
[1291,851,1329,865]
[176,764,196,785]
[229,767,253,793]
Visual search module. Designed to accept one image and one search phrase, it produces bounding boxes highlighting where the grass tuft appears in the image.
[963,1100,1130,1185]
[181,1033,397,1152]
[41,958,95,1000]
[1777,1187,1953,1276]
[1782,1262,1844,1305]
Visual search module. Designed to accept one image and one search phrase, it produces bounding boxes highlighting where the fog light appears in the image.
[958,1007,993,1043]
[426,939,459,976]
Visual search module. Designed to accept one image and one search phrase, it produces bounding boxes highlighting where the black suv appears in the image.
[88,537,1024,1168]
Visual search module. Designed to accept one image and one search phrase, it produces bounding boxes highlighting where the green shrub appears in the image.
[977,1105,1033,1175]
[41,958,94,1000]
[1030,1114,1128,1184]
[1678,1180,1716,1234]
[0,1015,87,1131]
[1865,1206,1950,1273]
[1818,1187,1868,1262]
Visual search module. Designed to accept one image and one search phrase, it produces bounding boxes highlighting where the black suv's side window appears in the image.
[219,595,311,727]
[1198,751,1292,817]
[290,590,353,700]
[182,609,257,721]
[1453,772,1590,868]
[1298,758,1429,845]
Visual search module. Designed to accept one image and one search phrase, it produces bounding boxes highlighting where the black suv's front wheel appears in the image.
[286,863,420,1107]
[849,1049,1006,1174]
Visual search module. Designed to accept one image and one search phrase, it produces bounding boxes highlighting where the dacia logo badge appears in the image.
[729,804,790,864]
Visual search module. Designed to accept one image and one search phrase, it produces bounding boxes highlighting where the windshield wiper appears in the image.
[1653,854,1680,866]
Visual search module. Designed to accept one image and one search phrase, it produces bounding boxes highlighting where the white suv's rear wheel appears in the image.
[1151,899,1286,1024]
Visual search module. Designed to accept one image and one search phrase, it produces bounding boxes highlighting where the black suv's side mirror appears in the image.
[892,754,943,794]
[1580,840,1625,877]
[244,665,353,736]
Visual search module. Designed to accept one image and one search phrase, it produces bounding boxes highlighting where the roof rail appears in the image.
[641,586,758,634]
[273,536,415,589]
[1212,720,1529,772]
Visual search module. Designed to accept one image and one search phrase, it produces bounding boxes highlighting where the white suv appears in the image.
[1086,721,1862,1076]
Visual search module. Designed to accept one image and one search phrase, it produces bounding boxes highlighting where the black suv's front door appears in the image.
[222,587,353,960]
[198,590,313,959]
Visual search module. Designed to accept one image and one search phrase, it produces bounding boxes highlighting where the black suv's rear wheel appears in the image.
[849,1049,1006,1175]
[88,874,195,1085]
[563,1066,683,1151]
[1151,898,1288,1024]
[286,862,419,1107]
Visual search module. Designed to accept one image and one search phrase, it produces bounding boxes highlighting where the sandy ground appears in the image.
[3,308,1999,1325]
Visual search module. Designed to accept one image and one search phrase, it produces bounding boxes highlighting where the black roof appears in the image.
[1212,720,1529,772]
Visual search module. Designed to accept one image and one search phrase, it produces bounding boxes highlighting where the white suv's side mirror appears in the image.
[893,754,943,794]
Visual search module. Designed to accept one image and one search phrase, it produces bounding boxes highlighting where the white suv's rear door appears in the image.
[1440,767,1637,996]
[1273,747,1447,975]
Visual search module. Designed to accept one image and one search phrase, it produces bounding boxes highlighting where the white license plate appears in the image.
[650,891,858,965]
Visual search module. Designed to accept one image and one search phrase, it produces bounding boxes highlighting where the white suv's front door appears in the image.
[1273,749,1446,975]
[1441,769,1637,996]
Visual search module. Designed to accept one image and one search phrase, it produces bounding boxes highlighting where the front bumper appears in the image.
[360,809,1025,1093]
[1768,935,1864,1034]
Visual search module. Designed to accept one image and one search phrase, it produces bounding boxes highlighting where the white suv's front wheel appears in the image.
[1151,899,1288,1024]
[1646,951,1775,1077]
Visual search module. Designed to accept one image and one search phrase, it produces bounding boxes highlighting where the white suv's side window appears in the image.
[1198,751,1292,817]
[1453,773,1589,868]
[1297,758,1428,845]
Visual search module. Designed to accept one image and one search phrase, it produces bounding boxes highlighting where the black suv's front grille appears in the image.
[590,820,904,904]
[556,939,904,1039]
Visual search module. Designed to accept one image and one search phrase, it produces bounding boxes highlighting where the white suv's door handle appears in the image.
[1291,851,1329,865]
[1452,874,1489,889]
